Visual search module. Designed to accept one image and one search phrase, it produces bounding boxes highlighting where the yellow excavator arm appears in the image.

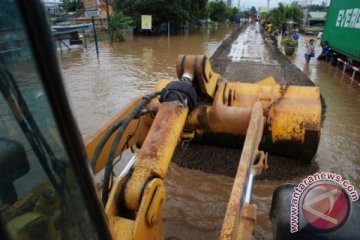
[86,55,321,240]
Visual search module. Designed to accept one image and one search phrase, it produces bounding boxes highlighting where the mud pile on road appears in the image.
[211,28,316,86]
[172,26,320,180]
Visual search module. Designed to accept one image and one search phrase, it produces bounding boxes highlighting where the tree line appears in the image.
[60,0,239,26]
[113,0,240,26]
[266,3,303,33]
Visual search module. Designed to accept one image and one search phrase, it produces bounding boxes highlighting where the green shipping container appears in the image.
[322,0,360,62]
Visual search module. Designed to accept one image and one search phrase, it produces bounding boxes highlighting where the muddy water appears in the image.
[60,27,360,240]
[164,164,234,240]
[60,24,232,140]
[288,35,360,185]
[253,35,360,240]
[60,24,235,239]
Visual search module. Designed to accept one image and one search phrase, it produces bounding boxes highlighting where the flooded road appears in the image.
[60,24,232,140]
[60,25,360,240]
[287,34,360,184]
[253,34,360,239]
[60,25,235,239]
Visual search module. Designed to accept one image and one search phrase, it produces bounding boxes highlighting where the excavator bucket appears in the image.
[84,55,322,240]
[158,55,321,162]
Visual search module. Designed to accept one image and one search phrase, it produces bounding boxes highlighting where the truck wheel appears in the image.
[330,56,337,66]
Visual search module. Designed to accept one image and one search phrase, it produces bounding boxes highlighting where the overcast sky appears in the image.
[234,0,329,9]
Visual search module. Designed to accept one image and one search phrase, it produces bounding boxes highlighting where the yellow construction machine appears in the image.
[86,55,321,240]
[0,1,322,240]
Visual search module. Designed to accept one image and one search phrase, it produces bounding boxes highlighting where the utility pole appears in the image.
[267,0,270,12]
[105,0,110,31]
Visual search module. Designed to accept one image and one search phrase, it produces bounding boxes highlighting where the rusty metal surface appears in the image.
[176,55,196,80]
[237,203,257,240]
[124,101,188,211]
[99,54,321,240]
[219,102,265,240]
[105,101,188,240]
[176,55,219,98]
[270,86,321,143]
[105,177,165,240]
[153,59,321,151]
[195,56,220,97]
[155,76,321,164]
[187,81,252,135]
[134,102,189,177]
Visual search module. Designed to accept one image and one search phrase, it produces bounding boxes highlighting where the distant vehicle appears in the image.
[322,0,360,65]
[303,11,327,35]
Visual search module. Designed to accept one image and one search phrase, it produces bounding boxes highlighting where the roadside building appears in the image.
[41,0,62,15]
[76,0,113,29]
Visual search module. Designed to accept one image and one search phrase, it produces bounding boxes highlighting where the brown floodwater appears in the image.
[60,27,360,240]
[253,35,360,240]
[60,24,232,140]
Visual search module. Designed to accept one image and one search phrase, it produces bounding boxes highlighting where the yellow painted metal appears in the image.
[187,81,252,134]
[270,86,321,143]
[124,101,188,211]
[176,55,219,98]
[155,75,320,147]
[104,101,188,240]
[105,176,134,239]
[105,177,165,240]
[134,101,189,178]
[155,79,171,92]
[85,98,154,174]
[195,56,220,98]
[2,54,322,240]
[220,102,265,240]
[131,178,165,240]
[97,55,321,240]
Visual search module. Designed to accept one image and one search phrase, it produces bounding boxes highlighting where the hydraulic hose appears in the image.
[101,92,160,205]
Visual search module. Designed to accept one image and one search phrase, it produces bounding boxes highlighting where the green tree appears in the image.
[184,0,208,21]
[109,12,133,42]
[225,7,238,22]
[250,6,257,14]
[113,0,207,27]
[61,0,83,12]
[267,3,302,33]
[308,4,328,11]
[239,10,250,18]
[207,0,227,22]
